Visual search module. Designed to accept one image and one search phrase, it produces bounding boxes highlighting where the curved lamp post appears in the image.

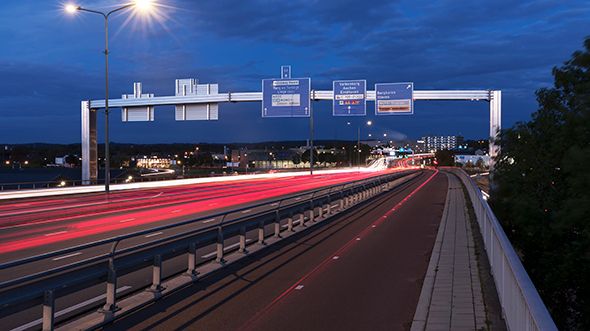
[65,0,156,193]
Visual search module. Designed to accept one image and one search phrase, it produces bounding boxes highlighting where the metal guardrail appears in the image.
[453,169,557,331]
[0,170,418,330]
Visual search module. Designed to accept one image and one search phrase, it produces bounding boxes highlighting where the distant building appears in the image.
[419,135,464,152]
[454,155,490,167]
[54,155,78,168]
[135,156,171,168]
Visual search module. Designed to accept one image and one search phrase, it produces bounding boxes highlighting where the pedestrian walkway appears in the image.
[411,172,487,331]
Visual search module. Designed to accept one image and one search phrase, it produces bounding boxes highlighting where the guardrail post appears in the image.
[149,254,164,295]
[287,212,294,232]
[299,212,306,227]
[42,289,55,331]
[216,227,225,264]
[258,219,266,244]
[101,257,118,314]
[187,242,198,278]
[274,210,281,237]
[239,225,248,253]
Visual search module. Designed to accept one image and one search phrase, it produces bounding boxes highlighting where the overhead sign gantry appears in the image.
[81,74,501,184]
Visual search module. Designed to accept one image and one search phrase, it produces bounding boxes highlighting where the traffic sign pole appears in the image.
[309,90,314,175]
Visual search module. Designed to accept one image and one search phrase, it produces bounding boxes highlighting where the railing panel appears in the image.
[452,169,557,331]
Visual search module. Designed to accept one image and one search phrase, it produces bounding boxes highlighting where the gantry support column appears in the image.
[489,90,502,169]
[81,101,98,185]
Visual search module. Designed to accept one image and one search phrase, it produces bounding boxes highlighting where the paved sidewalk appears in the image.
[411,172,487,331]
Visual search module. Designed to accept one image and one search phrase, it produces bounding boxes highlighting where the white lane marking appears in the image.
[241,209,252,214]
[203,218,217,224]
[10,286,132,331]
[171,209,182,213]
[52,252,82,261]
[331,204,338,208]
[44,230,68,237]
[145,232,163,238]
[372,225,376,228]
[356,237,361,241]
[295,197,301,200]
[0,191,166,218]
[332,256,339,260]
[119,218,136,223]
[295,285,304,290]
[201,239,252,258]
[271,203,279,206]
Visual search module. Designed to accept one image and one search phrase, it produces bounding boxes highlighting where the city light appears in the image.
[134,0,154,12]
[367,120,372,126]
[64,4,79,14]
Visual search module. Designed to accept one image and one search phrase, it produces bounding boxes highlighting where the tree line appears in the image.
[491,37,590,330]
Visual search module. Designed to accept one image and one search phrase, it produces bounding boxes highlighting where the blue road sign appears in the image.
[333,80,366,116]
[262,78,311,118]
[281,65,291,79]
[375,82,414,115]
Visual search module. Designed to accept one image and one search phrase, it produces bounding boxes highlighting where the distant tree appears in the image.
[65,154,80,166]
[292,153,301,165]
[475,157,485,169]
[317,152,327,164]
[195,152,213,167]
[325,152,337,164]
[434,149,454,166]
[491,37,590,330]
[301,149,319,164]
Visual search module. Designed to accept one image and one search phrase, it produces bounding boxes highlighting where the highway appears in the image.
[1,168,426,331]
[97,169,446,331]
[0,169,444,330]
[0,169,403,263]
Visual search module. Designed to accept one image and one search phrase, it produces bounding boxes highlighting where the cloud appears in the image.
[0,0,589,143]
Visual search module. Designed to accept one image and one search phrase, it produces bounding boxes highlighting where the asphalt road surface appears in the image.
[2,168,418,331]
[103,169,447,331]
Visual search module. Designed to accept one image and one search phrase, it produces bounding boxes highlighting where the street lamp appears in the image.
[348,120,372,169]
[65,1,157,193]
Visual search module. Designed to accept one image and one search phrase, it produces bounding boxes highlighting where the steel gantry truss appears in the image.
[82,82,501,183]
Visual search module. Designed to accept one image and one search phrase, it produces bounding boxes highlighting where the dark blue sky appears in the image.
[0,0,588,144]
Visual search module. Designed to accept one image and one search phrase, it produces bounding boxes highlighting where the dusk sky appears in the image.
[0,0,589,144]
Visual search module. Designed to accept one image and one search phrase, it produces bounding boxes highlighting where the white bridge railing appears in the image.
[453,169,557,331]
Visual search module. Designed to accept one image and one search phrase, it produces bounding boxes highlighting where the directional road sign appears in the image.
[333,80,366,116]
[375,82,414,115]
[262,78,311,118]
